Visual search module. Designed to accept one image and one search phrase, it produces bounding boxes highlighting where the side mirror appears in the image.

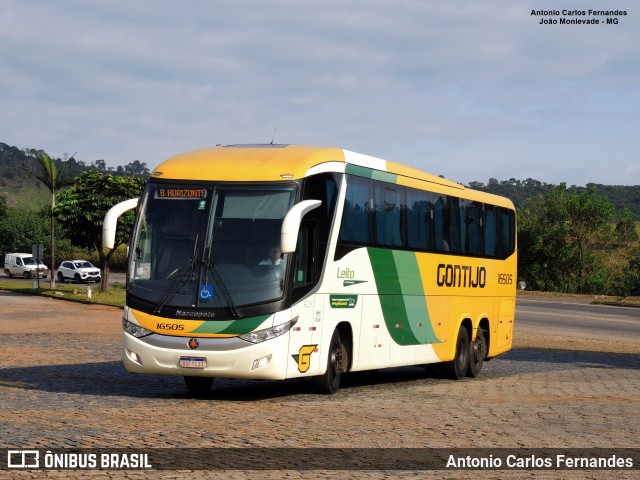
[280,200,322,253]
[103,198,139,249]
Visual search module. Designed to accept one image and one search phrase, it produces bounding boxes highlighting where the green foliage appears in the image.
[471,178,640,220]
[56,170,144,251]
[518,185,640,295]
[55,170,144,290]
[0,194,7,218]
[0,208,50,258]
[55,240,129,271]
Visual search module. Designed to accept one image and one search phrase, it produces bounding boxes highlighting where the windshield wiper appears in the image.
[153,236,199,314]
[203,257,240,318]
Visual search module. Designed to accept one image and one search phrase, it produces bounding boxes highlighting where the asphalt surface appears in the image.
[516,298,640,343]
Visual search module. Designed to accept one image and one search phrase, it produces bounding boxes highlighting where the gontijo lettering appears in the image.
[437,264,486,288]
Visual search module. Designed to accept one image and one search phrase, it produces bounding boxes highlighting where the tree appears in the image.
[0,194,7,219]
[0,208,50,257]
[518,184,616,293]
[55,170,145,291]
[18,150,75,287]
[116,160,150,178]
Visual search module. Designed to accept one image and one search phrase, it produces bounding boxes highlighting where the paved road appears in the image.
[0,293,639,479]
[517,298,640,343]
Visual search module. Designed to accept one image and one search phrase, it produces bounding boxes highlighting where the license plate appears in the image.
[179,357,207,369]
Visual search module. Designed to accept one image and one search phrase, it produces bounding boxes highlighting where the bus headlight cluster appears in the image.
[239,317,298,344]
[123,318,153,338]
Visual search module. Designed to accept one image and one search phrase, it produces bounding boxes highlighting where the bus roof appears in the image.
[151,144,513,208]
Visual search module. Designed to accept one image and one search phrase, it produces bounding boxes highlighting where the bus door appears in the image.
[287,220,322,377]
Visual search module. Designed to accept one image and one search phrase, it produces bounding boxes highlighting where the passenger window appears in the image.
[484,205,497,257]
[463,201,482,255]
[339,176,373,244]
[499,208,516,259]
[375,185,403,247]
[407,190,434,251]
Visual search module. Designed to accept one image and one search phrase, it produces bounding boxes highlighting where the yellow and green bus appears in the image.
[103,145,517,394]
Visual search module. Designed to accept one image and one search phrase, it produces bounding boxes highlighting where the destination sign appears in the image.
[156,188,207,199]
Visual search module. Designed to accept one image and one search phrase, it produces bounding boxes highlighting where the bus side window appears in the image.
[434,197,447,252]
[375,185,403,247]
[484,205,497,257]
[407,190,434,251]
[463,201,482,255]
[448,196,460,253]
[498,208,516,259]
[339,177,372,244]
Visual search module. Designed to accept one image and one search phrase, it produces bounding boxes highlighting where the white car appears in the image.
[57,260,102,283]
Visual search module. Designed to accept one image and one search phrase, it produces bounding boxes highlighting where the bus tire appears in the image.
[184,376,214,395]
[313,329,345,394]
[443,326,469,380]
[467,327,487,378]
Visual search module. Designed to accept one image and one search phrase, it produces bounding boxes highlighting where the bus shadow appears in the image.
[0,361,436,401]
[0,347,638,401]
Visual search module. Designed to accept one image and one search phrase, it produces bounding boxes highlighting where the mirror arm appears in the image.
[280,200,322,253]
[102,198,139,249]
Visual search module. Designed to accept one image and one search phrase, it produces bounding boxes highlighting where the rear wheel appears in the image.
[184,376,214,395]
[57,272,65,283]
[313,329,346,394]
[467,328,487,378]
[442,326,469,380]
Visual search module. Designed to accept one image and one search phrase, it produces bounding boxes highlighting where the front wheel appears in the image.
[57,272,65,283]
[184,376,214,395]
[467,328,487,378]
[313,330,346,394]
[442,326,469,380]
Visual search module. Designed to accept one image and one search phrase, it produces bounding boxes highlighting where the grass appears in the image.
[0,278,126,308]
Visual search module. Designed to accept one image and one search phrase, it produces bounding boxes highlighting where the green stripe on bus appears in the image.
[191,314,271,335]
[345,164,397,183]
[368,249,441,346]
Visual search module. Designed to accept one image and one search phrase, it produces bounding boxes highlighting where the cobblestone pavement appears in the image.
[0,292,639,479]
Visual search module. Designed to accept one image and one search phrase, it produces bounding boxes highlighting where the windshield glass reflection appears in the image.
[129,183,296,312]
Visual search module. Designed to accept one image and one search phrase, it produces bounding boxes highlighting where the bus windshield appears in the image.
[129,182,297,313]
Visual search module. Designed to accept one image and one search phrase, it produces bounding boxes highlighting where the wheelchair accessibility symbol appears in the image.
[199,284,214,300]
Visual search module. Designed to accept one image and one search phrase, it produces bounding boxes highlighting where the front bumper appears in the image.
[122,331,290,380]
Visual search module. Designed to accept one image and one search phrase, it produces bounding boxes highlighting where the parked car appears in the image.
[57,260,102,283]
[4,253,49,279]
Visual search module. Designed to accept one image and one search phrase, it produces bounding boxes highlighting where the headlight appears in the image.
[123,318,153,338]
[239,317,298,344]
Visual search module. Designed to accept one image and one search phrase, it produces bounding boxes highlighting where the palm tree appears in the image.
[19,150,75,287]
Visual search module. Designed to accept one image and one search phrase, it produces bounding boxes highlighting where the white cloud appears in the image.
[0,0,638,185]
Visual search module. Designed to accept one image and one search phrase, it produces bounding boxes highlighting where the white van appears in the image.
[3,253,49,279]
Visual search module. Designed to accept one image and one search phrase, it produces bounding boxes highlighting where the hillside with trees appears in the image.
[0,141,149,209]
[468,178,640,220]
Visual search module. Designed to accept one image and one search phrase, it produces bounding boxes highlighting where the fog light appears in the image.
[251,354,272,370]
[128,350,142,365]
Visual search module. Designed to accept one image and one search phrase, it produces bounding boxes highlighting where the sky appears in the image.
[1,0,638,186]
